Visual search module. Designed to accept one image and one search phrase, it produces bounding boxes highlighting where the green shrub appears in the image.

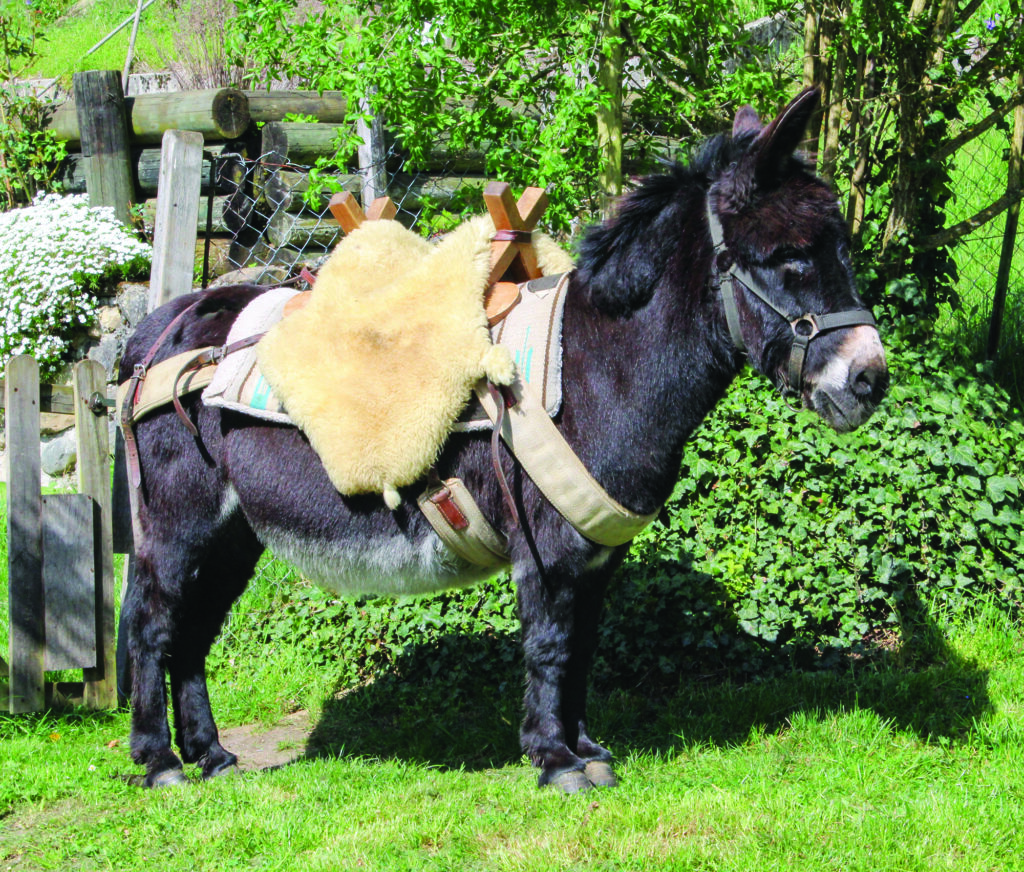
[0,193,151,377]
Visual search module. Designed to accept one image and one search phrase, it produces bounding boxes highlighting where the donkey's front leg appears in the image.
[515,558,616,793]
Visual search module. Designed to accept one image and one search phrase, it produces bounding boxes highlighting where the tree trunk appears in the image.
[596,0,623,217]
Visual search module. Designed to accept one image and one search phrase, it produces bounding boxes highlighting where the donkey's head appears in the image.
[710,88,888,431]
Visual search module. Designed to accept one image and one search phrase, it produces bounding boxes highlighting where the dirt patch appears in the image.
[219,710,313,772]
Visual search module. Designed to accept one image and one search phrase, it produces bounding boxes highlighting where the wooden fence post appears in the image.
[5,356,45,713]
[148,130,204,309]
[75,360,117,710]
[357,92,388,208]
[988,73,1024,360]
[73,70,136,227]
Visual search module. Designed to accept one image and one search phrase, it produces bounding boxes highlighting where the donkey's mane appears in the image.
[574,132,755,317]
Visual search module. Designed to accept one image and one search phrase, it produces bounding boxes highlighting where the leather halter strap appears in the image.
[705,196,876,395]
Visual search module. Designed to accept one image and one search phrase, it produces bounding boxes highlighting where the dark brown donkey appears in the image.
[119,88,888,791]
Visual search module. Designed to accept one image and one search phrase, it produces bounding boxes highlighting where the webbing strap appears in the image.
[474,377,658,547]
[417,476,510,568]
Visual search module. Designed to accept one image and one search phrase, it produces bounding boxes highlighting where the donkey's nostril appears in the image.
[850,362,889,400]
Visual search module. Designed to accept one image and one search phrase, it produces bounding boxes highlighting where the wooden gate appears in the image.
[2,356,117,713]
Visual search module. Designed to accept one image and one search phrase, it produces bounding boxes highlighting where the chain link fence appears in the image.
[200,140,533,288]
[198,108,1021,375]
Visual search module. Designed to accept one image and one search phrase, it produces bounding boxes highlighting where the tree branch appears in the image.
[932,86,1024,161]
[621,22,698,105]
[915,188,1024,250]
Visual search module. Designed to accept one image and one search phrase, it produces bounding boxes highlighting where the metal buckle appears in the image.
[791,314,820,340]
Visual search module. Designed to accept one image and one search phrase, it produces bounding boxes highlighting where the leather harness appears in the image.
[119,202,878,564]
[705,195,876,397]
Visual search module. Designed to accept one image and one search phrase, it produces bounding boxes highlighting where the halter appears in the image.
[705,196,876,397]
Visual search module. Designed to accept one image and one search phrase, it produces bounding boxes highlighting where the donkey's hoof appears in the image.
[146,768,188,788]
[583,761,618,788]
[203,761,239,780]
[546,768,592,794]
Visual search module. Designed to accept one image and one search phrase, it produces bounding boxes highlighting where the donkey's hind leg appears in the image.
[125,544,191,787]
[168,515,264,780]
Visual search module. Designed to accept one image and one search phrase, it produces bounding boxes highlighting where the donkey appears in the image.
[119,88,888,791]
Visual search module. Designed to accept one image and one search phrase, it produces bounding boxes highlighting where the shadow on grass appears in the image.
[306,556,994,771]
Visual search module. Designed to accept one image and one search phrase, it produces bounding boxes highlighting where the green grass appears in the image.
[5,476,1024,868]
[2,602,1024,870]
[18,0,177,83]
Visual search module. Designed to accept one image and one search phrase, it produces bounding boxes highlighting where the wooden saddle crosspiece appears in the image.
[328,190,397,234]
[288,192,397,310]
[483,181,549,325]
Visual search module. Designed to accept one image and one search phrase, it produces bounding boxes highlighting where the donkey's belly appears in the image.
[251,519,501,597]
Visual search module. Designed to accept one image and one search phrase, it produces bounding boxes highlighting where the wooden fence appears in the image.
[47,72,497,281]
[2,358,118,713]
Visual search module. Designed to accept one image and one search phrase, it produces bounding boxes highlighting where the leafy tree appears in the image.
[228,0,796,230]
[803,0,1024,317]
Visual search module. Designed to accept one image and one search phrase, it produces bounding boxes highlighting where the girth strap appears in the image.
[475,377,658,547]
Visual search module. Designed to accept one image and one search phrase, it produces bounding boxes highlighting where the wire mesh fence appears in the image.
[200,141,525,288]
[198,110,1022,367]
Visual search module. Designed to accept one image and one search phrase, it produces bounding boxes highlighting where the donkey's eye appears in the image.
[766,246,807,267]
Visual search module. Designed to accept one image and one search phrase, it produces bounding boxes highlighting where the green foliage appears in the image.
[621,334,1022,674]
[227,0,794,232]
[0,0,68,209]
[209,324,1023,698]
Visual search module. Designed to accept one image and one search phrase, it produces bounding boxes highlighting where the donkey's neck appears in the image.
[558,274,738,516]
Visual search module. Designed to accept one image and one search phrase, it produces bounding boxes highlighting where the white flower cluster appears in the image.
[0,194,151,377]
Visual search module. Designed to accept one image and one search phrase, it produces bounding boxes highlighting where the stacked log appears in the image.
[48,83,497,279]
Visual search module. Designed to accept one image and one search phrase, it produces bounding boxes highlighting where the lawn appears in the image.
[1,610,1023,869]
[3,512,1024,870]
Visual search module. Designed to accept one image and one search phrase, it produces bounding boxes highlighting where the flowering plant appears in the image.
[0,193,151,377]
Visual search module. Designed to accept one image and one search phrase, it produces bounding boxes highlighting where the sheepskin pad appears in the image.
[257,215,570,507]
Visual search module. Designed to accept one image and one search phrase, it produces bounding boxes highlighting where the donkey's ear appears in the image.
[750,87,820,182]
[733,105,762,138]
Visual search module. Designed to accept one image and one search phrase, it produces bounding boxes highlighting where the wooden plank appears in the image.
[327,190,365,234]
[57,144,240,196]
[260,122,353,167]
[366,196,397,222]
[141,194,236,235]
[42,494,97,671]
[267,210,345,249]
[75,360,117,710]
[260,171,489,214]
[149,130,204,309]
[356,95,387,206]
[73,70,136,227]
[0,382,76,415]
[5,356,45,713]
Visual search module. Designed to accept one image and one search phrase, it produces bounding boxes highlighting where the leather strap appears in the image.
[120,298,204,488]
[705,195,876,394]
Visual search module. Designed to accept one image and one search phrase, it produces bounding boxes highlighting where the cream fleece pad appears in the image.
[256,216,518,506]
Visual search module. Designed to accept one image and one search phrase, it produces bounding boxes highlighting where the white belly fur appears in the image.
[252,522,503,596]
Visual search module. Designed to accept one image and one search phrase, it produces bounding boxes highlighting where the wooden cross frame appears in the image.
[484,181,549,285]
[328,190,397,234]
[483,182,549,323]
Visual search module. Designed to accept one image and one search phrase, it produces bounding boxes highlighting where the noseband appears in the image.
[706,197,876,397]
